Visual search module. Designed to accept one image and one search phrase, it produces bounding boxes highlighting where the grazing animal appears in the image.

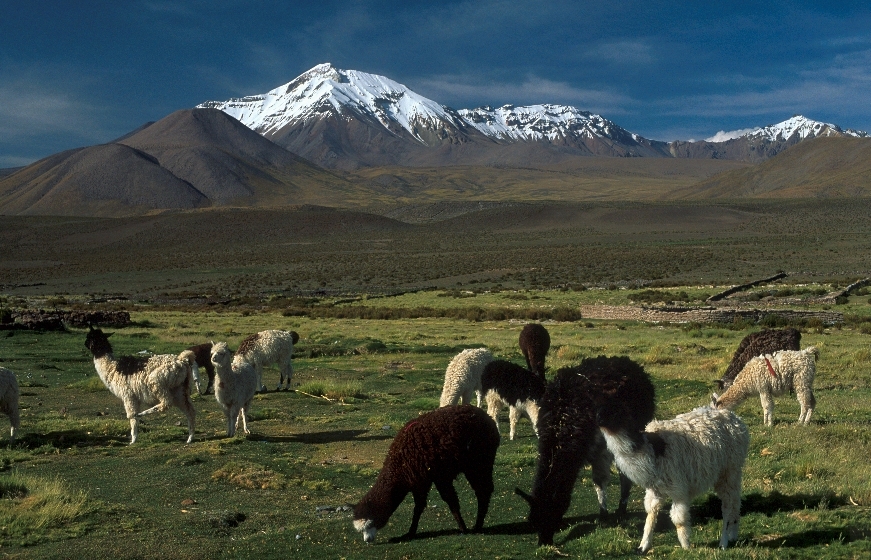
[439,348,494,407]
[234,330,299,392]
[0,367,20,442]
[713,346,818,426]
[353,405,500,543]
[210,341,258,437]
[597,404,750,552]
[481,359,545,440]
[186,342,215,395]
[519,323,550,379]
[717,328,801,390]
[516,356,656,546]
[84,326,197,444]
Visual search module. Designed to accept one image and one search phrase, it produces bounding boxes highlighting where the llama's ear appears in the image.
[514,488,533,505]
[713,379,725,390]
[106,332,113,338]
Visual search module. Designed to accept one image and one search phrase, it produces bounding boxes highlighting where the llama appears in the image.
[481,359,545,440]
[210,341,258,437]
[186,342,214,395]
[353,405,500,543]
[597,403,750,552]
[713,346,818,426]
[234,330,298,392]
[515,356,656,546]
[519,323,550,380]
[716,328,801,390]
[0,367,20,442]
[438,348,494,407]
[84,326,197,444]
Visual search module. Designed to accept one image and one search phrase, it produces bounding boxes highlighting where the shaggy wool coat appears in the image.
[520,356,656,546]
[353,405,500,543]
[0,367,20,442]
[439,348,494,407]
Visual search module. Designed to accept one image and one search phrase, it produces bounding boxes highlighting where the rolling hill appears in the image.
[670,136,871,199]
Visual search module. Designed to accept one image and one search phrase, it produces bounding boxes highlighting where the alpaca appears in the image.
[210,341,258,437]
[439,348,494,407]
[519,323,550,380]
[713,346,818,426]
[0,367,20,442]
[187,342,215,395]
[353,405,500,543]
[716,328,801,390]
[234,330,299,392]
[481,359,545,440]
[515,356,656,546]
[84,326,197,444]
[597,404,750,552]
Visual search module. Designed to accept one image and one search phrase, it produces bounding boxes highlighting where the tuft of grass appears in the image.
[67,376,107,392]
[0,473,94,546]
[297,380,366,400]
[211,461,288,490]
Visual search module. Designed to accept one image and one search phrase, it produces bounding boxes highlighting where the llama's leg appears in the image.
[170,385,196,443]
[590,449,613,518]
[279,360,293,391]
[508,405,520,441]
[716,469,742,548]
[759,392,775,426]
[464,466,495,531]
[485,392,502,435]
[191,362,202,395]
[526,402,540,437]
[238,401,251,434]
[7,405,19,443]
[639,488,663,553]
[136,401,170,416]
[122,401,140,444]
[475,389,482,408]
[226,405,238,437]
[204,365,215,394]
[405,487,430,538]
[670,499,692,549]
[616,471,632,520]
[797,388,816,424]
[434,479,468,533]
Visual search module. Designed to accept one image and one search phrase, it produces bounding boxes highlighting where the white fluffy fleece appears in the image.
[600,406,749,553]
[85,328,197,444]
[211,341,259,437]
[439,348,494,407]
[234,330,297,392]
[0,367,20,442]
[713,346,818,426]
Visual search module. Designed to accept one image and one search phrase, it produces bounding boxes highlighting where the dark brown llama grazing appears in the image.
[519,323,550,380]
[716,328,801,390]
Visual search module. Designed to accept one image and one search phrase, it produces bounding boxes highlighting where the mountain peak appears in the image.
[706,115,867,143]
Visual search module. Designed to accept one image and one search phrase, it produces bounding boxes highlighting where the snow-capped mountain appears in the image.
[200,64,866,169]
[198,63,670,168]
[706,115,867,143]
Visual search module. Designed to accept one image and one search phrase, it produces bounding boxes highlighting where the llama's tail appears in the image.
[804,346,819,359]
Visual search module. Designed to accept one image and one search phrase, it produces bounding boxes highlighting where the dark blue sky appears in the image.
[3,0,871,167]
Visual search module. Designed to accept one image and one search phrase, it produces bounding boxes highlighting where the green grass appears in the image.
[0,300,870,558]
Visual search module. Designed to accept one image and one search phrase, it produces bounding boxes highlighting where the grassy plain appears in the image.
[1,289,871,558]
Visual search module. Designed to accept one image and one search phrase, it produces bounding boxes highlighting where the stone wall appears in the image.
[579,305,842,325]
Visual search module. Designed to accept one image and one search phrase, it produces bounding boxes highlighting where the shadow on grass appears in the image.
[13,429,127,449]
[691,490,848,522]
[249,429,394,444]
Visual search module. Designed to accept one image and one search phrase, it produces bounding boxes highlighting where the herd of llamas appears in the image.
[0,321,822,552]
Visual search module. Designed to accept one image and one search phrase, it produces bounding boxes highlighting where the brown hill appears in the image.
[0,109,378,216]
[0,144,207,216]
[671,137,871,199]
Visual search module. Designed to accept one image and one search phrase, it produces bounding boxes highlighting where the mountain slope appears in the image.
[0,108,376,216]
[670,136,871,198]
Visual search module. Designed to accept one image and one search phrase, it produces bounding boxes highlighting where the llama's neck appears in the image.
[92,355,120,392]
[359,474,408,528]
[600,429,658,488]
[716,382,753,410]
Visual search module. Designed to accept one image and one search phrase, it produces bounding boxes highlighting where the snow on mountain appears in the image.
[199,63,466,145]
[458,104,634,143]
[199,63,651,148]
[706,115,867,143]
